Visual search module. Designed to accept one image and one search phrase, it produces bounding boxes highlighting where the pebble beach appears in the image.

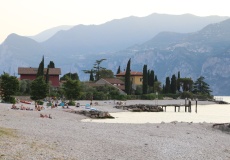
[0,100,230,160]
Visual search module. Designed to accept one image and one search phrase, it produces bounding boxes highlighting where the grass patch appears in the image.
[0,127,17,137]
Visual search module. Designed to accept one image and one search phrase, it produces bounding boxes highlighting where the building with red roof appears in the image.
[18,67,61,87]
[116,71,143,85]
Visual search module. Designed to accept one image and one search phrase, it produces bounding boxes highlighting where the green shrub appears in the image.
[194,94,213,101]
[9,97,16,104]
[141,94,155,100]
[162,93,180,99]
[93,92,107,100]
[140,93,163,100]
[79,92,86,100]
[115,94,127,100]
[46,102,52,106]
[37,100,44,105]
[68,101,75,106]
[180,92,194,99]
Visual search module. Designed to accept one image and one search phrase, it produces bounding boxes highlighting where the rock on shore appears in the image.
[115,104,163,112]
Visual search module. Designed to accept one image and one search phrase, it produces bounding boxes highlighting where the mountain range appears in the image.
[0,13,230,95]
[28,25,73,42]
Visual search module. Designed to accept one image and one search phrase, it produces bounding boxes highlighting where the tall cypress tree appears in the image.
[37,56,44,77]
[116,66,121,74]
[177,71,180,91]
[150,70,155,93]
[147,70,155,93]
[147,70,151,86]
[125,59,131,95]
[162,84,165,94]
[165,77,171,94]
[170,74,177,94]
[45,67,49,84]
[155,75,158,82]
[89,70,94,81]
[142,64,148,94]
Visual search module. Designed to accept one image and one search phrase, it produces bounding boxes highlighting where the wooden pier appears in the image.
[157,99,195,113]
[160,104,192,112]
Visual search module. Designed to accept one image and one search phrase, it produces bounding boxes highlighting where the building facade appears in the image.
[116,71,143,85]
[18,67,61,87]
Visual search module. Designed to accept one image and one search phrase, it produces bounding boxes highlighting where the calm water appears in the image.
[82,96,230,124]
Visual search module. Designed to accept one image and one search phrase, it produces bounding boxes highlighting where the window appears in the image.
[140,78,143,82]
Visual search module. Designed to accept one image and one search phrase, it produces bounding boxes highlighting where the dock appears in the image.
[157,98,195,112]
[160,104,192,112]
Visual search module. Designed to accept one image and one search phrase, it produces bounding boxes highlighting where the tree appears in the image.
[30,76,48,101]
[96,69,114,80]
[116,66,121,74]
[177,78,193,92]
[0,73,19,102]
[177,71,181,91]
[170,74,177,94]
[45,67,49,84]
[125,59,131,95]
[19,79,31,95]
[148,70,154,86]
[165,76,171,94]
[148,70,155,93]
[36,56,44,77]
[162,84,165,94]
[193,76,212,95]
[83,58,106,81]
[89,70,94,81]
[62,78,81,100]
[46,61,55,84]
[48,61,55,68]
[93,59,107,81]
[60,72,79,81]
[154,75,158,82]
[142,64,148,94]
[154,81,162,93]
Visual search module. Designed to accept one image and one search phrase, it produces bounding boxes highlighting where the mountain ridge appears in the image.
[0,13,230,95]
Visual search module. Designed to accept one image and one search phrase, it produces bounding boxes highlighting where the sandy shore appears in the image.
[0,100,230,160]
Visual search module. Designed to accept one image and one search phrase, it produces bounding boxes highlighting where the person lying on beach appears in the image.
[20,104,26,110]
[40,114,52,119]
[11,104,19,110]
[25,106,33,111]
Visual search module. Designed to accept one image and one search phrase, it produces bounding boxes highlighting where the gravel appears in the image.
[0,101,230,160]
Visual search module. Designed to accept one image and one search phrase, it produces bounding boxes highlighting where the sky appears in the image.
[0,0,230,43]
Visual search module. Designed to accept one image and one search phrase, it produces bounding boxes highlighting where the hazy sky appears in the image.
[0,0,229,43]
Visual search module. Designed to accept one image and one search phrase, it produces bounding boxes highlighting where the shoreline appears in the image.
[1,100,230,159]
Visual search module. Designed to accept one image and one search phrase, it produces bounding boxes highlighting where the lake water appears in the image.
[82,96,230,124]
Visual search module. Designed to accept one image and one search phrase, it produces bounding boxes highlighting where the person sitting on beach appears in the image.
[51,103,55,109]
[76,102,80,107]
[66,103,69,109]
[37,105,41,111]
[35,102,38,110]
